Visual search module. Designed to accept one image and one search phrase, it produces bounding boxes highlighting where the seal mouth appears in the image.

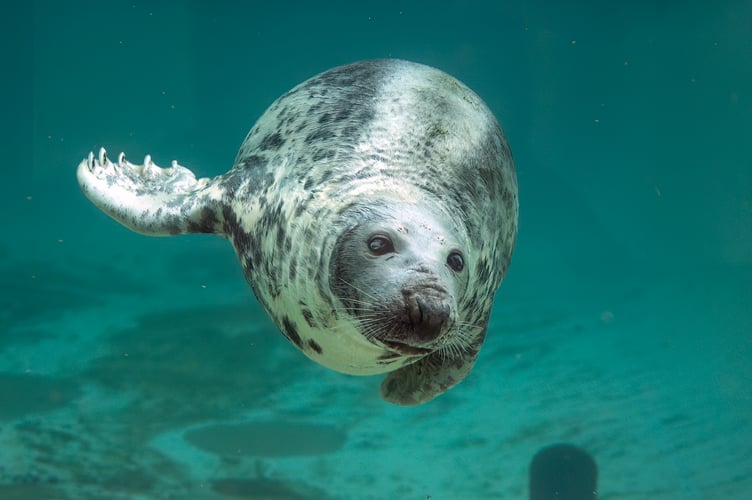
[382,340,434,356]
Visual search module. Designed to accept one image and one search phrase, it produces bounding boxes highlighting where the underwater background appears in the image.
[2,0,751,498]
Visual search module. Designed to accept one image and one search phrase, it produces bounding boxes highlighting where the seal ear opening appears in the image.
[379,346,480,406]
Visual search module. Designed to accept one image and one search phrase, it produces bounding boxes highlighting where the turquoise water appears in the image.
[2,1,751,498]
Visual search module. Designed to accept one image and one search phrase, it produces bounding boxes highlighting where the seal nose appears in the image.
[405,292,450,342]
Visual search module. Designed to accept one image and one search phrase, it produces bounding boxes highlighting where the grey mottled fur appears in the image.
[76,59,518,406]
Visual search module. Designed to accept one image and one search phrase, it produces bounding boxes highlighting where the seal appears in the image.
[76,59,518,406]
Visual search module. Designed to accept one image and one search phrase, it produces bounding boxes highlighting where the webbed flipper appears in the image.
[77,148,225,236]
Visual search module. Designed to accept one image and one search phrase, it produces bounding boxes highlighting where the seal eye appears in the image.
[447,251,464,272]
[367,235,394,256]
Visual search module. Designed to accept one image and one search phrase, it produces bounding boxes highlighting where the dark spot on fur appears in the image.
[258,200,284,236]
[342,125,358,138]
[219,171,243,199]
[223,206,258,273]
[306,101,324,117]
[356,107,376,124]
[288,262,297,281]
[259,132,285,151]
[311,149,336,162]
[476,257,491,283]
[307,339,322,354]
[301,308,315,327]
[304,128,334,144]
[187,205,220,234]
[240,154,265,170]
[314,265,333,312]
[294,201,305,218]
[318,168,333,183]
[281,316,303,349]
[275,224,287,251]
[334,106,352,122]
[294,120,309,133]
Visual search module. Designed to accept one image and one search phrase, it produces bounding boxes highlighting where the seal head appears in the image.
[330,203,468,357]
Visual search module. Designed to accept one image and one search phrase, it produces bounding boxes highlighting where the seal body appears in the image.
[76,59,518,405]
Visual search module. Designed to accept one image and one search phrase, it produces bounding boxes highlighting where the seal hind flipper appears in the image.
[380,345,481,406]
[77,148,226,236]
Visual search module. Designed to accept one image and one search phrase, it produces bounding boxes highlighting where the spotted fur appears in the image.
[76,59,518,406]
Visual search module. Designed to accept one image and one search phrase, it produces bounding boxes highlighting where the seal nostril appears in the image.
[405,292,422,326]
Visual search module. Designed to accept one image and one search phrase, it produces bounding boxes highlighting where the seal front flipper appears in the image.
[77,148,226,237]
[380,343,482,406]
